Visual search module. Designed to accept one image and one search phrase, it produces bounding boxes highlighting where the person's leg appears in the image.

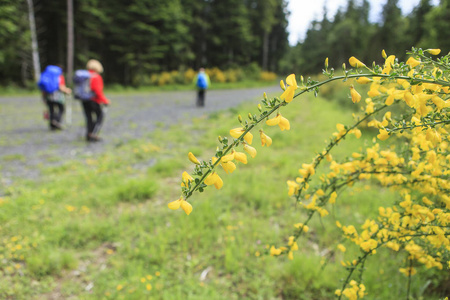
[47,100,57,129]
[55,102,65,124]
[91,102,104,137]
[197,89,205,107]
[82,101,95,140]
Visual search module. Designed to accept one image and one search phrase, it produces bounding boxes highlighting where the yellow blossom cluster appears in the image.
[170,74,300,214]
[173,47,449,298]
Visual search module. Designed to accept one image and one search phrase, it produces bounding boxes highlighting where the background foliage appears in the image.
[2,0,450,88]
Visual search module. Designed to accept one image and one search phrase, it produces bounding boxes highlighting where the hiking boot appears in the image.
[87,134,102,142]
[51,121,63,130]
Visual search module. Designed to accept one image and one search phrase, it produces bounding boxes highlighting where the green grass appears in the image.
[0,85,447,299]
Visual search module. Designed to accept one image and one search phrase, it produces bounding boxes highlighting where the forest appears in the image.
[0,0,449,87]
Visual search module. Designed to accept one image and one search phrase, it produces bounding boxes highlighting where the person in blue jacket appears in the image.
[193,68,210,107]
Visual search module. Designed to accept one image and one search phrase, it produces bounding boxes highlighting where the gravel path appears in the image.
[0,86,279,187]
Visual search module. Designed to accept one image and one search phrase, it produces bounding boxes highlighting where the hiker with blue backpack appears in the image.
[74,59,110,142]
[38,65,72,130]
[194,68,210,107]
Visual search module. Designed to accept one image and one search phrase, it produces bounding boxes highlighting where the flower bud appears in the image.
[263,92,268,100]
[427,48,441,55]
[325,57,328,69]
[257,104,262,112]
[280,80,286,91]
[238,115,243,123]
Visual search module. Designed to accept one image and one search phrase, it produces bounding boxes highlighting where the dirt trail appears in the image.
[0,86,279,188]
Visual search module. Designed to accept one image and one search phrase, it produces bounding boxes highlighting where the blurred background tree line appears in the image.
[0,0,449,88]
[281,0,450,74]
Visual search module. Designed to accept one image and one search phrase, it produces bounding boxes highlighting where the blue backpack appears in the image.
[73,70,93,101]
[196,73,208,89]
[37,65,62,93]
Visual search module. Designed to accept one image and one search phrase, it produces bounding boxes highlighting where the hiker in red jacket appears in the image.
[82,59,110,142]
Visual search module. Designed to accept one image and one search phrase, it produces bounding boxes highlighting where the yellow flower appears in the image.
[266,114,281,126]
[349,56,365,68]
[260,130,272,147]
[188,152,200,164]
[406,57,421,68]
[168,198,182,210]
[269,246,282,256]
[180,200,193,215]
[181,171,194,187]
[427,48,441,55]
[221,152,235,163]
[329,191,337,204]
[279,115,290,131]
[233,150,247,164]
[280,86,296,103]
[325,57,329,69]
[337,244,346,252]
[381,49,387,59]
[377,129,390,141]
[350,86,361,103]
[229,128,253,144]
[279,74,299,103]
[204,172,223,189]
[283,75,299,102]
[356,77,372,84]
[221,161,236,174]
[146,283,152,291]
[243,144,257,158]
[279,79,286,91]
[286,74,298,88]
[383,55,396,74]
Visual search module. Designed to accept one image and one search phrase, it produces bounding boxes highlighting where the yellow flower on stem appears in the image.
[266,114,281,126]
[169,197,193,215]
[168,197,182,210]
[260,130,272,147]
[349,56,365,68]
[181,171,194,187]
[382,55,396,74]
[377,129,390,141]
[204,172,223,190]
[243,144,257,158]
[350,86,361,103]
[221,161,236,174]
[406,57,421,68]
[221,152,235,163]
[356,77,372,84]
[427,48,441,55]
[180,200,193,215]
[280,74,299,103]
[279,115,290,131]
[229,128,253,144]
[232,150,248,164]
[381,49,387,59]
[188,152,200,164]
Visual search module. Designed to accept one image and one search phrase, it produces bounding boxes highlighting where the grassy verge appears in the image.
[0,86,445,299]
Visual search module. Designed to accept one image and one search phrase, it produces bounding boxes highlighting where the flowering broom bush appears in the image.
[169,48,450,299]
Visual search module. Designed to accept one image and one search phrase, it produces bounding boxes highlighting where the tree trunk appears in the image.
[262,31,269,71]
[26,0,40,81]
[67,0,74,85]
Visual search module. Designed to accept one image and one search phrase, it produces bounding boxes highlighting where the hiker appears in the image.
[80,59,110,142]
[194,68,210,107]
[38,65,72,130]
